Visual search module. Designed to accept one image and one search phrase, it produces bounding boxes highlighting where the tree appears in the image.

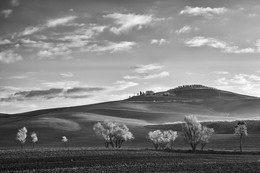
[234,121,248,152]
[61,136,68,147]
[182,115,202,152]
[167,130,178,150]
[31,132,38,148]
[148,130,178,150]
[16,127,27,149]
[200,127,214,150]
[148,130,162,150]
[93,121,134,148]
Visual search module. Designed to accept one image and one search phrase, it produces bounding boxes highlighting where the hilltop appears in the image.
[0,85,260,149]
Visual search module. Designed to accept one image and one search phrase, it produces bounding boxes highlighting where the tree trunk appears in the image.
[33,143,35,148]
[201,143,206,151]
[21,143,23,150]
[240,135,242,152]
[191,143,196,152]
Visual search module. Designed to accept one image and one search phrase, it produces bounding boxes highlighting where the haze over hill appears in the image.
[1,85,260,149]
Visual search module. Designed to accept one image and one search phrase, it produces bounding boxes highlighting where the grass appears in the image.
[1,148,260,173]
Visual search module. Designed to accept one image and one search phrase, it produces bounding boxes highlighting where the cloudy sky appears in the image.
[1,0,260,113]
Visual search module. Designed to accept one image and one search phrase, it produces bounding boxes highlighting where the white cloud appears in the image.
[42,81,80,89]
[86,41,136,53]
[180,6,227,17]
[0,50,22,63]
[213,71,229,75]
[19,16,77,36]
[143,71,170,79]
[8,75,29,79]
[150,39,169,45]
[1,9,13,18]
[175,25,192,34]
[184,36,256,54]
[37,44,72,58]
[0,38,12,45]
[10,0,19,6]
[114,80,139,90]
[215,74,260,96]
[20,26,42,36]
[60,72,74,78]
[133,64,164,73]
[46,16,77,28]
[123,64,169,80]
[104,13,153,34]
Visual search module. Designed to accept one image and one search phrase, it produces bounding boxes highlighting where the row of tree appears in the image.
[93,115,248,152]
[15,115,248,152]
[16,127,69,149]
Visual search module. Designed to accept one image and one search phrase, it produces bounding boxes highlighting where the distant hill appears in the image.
[0,85,260,149]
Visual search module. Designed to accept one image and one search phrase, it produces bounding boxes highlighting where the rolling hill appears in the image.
[1,85,260,150]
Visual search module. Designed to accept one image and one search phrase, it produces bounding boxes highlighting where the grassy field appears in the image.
[1,148,260,173]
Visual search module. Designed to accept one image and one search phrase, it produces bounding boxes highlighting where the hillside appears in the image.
[0,85,260,149]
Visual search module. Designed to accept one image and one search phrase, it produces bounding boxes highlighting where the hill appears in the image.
[0,85,260,150]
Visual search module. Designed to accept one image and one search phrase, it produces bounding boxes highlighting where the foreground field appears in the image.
[1,148,260,173]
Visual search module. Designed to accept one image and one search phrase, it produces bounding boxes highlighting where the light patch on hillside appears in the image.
[33,117,81,131]
[72,113,152,125]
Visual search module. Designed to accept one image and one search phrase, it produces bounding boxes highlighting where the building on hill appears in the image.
[163,92,170,96]
[145,91,155,96]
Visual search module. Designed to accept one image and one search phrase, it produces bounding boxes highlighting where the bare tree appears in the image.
[16,127,27,149]
[31,132,38,148]
[93,121,134,148]
[234,121,248,152]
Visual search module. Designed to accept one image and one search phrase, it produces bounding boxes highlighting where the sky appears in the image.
[1,0,260,113]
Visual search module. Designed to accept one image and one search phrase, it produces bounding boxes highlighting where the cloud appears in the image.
[10,0,19,7]
[8,75,30,79]
[66,87,104,93]
[150,39,169,45]
[215,73,260,96]
[18,16,77,37]
[42,81,80,88]
[123,64,170,80]
[175,25,192,34]
[46,16,77,28]
[143,71,170,79]
[0,86,106,102]
[104,13,153,34]
[114,81,139,90]
[133,64,164,73]
[179,6,227,17]
[1,9,13,18]
[85,41,136,53]
[0,50,22,63]
[184,36,256,54]
[60,72,74,78]
[213,71,229,75]
[19,26,42,36]
[0,38,12,45]
[37,44,72,58]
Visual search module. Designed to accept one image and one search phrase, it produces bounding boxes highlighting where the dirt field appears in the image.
[1,148,260,173]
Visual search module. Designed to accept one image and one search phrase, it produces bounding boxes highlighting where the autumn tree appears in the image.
[182,115,215,152]
[31,132,38,148]
[93,121,134,148]
[182,115,202,152]
[61,136,68,147]
[148,130,178,150]
[16,127,27,149]
[200,126,214,150]
[234,121,248,152]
